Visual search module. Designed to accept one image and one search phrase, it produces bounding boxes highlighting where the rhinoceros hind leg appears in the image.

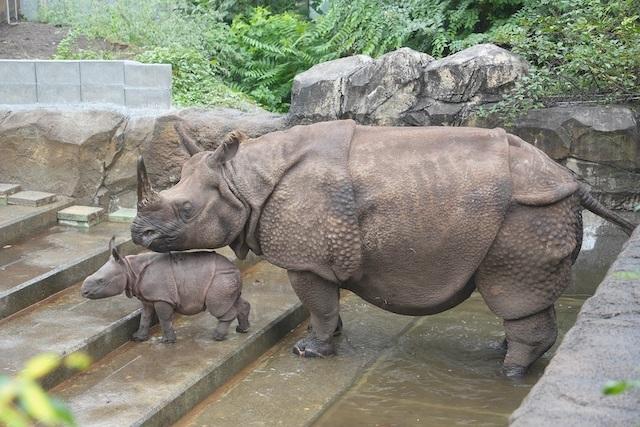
[235,297,251,333]
[307,315,343,337]
[502,305,557,377]
[154,301,176,344]
[288,270,339,358]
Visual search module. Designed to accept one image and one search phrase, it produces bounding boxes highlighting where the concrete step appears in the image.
[175,293,417,427]
[0,195,74,246]
[52,261,307,427]
[0,222,137,319]
[0,247,256,390]
[8,190,57,207]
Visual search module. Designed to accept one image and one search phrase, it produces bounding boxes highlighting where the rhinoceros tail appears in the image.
[578,185,638,236]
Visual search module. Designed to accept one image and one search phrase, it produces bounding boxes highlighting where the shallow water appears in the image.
[314,213,630,427]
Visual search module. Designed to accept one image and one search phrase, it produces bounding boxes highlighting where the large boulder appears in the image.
[289,43,528,126]
[342,48,434,125]
[290,55,373,123]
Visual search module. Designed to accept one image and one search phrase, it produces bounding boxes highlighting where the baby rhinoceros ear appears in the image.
[208,130,247,167]
[108,236,123,263]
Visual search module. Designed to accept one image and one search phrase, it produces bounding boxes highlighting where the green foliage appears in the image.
[603,379,640,395]
[474,0,640,118]
[0,353,90,427]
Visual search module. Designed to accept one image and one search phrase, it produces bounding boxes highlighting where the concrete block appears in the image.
[81,84,125,105]
[0,183,22,196]
[80,61,125,85]
[124,62,171,88]
[0,61,36,83]
[57,205,104,228]
[0,84,38,104]
[8,191,57,207]
[36,61,80,84]
[0,195,6,206]
[37,84,82,103]
[108,208,137,223]
[125,88,171,109]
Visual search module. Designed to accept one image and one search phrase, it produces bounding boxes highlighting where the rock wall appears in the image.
[510,227,640,427]
[0,107,286,209]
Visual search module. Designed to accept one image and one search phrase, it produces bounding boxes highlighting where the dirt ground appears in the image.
[0,21,68,59]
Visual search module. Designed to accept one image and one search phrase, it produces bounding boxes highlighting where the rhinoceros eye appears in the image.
[180,201,194,222]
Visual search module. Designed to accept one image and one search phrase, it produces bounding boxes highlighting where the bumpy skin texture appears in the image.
[133,120,635,373]
[81,250,249,343]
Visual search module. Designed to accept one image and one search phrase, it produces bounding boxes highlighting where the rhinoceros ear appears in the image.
[109,236,123,263]
[208,130,246,166]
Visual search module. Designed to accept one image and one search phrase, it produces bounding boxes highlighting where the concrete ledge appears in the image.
[510,227,640,426]
[0,60,171,109]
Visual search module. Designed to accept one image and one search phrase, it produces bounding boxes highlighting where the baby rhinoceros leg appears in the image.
[235,297,251,334]
[209,296,251,341]
[132,303,155,342]
[154,301,177,344]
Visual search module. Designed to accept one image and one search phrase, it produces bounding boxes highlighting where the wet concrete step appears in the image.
[0,222,137,319]
[0,247,257,390]
[0,281,140,389]
[0,196,74,246]
[175,293,418,427]
[53,261,307,427]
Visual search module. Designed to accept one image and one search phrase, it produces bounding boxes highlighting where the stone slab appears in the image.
[0,84,38,104]
[124,62,172,88]
[35,61,80,85]
[0,184,21,196]
[81,84,125,105]
[124,87,171,109]
[79,61,125,85]
[0,197,74,246]
[57,205,104,227]
[510,227,640,427]
[53,261,307,427]
[0,61,36,84]
[107,208,137,223]
[0,195,6,206]
[37,84,82,104]
[8,190,57,207]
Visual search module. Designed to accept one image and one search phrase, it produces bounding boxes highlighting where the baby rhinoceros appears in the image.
[81,237,250,343]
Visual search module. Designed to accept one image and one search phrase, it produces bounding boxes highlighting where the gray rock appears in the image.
[510,227,640,427]
[342,48,433,125]
[423,43,528,104]
[290,55,373,123]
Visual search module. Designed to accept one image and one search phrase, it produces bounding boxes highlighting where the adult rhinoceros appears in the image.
[131,120,636,376]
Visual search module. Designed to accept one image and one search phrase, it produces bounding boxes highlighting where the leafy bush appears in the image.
[0,352,90,427]
[473,0,640,118]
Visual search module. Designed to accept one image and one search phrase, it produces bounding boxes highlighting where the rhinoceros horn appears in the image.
[174,123,202,156]
[137,156,159,209]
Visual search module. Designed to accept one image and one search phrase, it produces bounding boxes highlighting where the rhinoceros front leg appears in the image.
[288,271,340,358]
[132,302,154,341]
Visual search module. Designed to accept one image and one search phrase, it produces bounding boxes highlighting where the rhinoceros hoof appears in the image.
[292,337,335,358]
[236,325,250,334]
[161,335,177,344]
[132,334,149,342]
[503,364,527,378]
[212,331,228,341]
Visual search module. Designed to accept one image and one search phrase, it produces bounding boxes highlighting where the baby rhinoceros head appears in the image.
[81,236,128,299]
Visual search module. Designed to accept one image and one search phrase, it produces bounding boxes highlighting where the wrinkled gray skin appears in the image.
[81,237,250,343]
[131,120,637,375]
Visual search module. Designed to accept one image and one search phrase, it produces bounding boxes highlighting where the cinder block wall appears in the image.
[0,60,172,109]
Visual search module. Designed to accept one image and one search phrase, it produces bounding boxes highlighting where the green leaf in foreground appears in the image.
[603,380,640,395]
